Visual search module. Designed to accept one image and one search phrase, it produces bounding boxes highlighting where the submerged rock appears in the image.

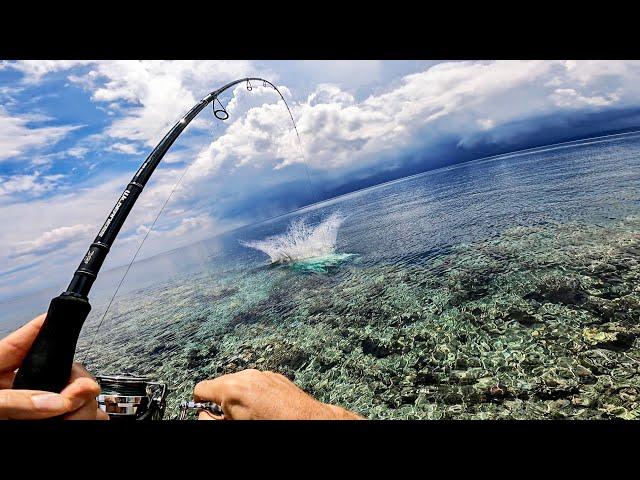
[505,306,539,326]
[79,215,640,420]
[583,327,636,351]
[361,337,394,358]
[526,277,588,306]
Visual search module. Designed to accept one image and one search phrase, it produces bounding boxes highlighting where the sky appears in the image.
[2,59,640,302]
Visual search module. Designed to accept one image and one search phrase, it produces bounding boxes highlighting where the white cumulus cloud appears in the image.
[0,172,64,198]
[189,60,640,179]
[10,223,94,258]
[0,106,79,162]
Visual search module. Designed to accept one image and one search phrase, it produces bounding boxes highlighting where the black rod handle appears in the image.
[12,294,91,393]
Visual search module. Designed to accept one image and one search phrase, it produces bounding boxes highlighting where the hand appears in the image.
[193,369,362,420]
[0,313,109,420]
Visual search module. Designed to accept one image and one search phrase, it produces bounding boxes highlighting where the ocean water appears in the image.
[4,132,640,419]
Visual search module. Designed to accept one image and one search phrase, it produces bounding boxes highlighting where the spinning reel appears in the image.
[95,374,167,420]
[95,374,225,420]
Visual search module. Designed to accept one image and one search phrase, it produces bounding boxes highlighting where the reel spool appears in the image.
[96,374,168,420]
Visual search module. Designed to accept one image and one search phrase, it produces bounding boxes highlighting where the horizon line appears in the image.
[96,127,640,272]
[2,126,639,305]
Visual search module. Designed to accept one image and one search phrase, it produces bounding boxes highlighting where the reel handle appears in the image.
[12,294,91,393]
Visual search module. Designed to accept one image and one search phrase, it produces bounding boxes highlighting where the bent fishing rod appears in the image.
[12,77,289,396]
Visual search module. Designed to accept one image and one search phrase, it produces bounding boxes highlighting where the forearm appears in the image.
[322,403,364,420]
[194,370,366,420]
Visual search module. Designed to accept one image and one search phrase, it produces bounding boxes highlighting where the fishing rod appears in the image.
[12,78,299,418]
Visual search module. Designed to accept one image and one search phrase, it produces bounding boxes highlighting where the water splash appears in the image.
[241,213,346,264]
[288,253,355,273]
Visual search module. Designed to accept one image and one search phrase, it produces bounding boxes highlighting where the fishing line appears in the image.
[267,82,320,205]
[82,160,196,362]
[82,81,318,362]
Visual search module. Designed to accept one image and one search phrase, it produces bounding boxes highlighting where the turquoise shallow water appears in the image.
[4,132,640,419]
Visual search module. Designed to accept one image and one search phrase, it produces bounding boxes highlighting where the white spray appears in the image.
[241,213,345,264]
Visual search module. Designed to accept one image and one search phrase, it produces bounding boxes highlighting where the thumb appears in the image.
[0,389,74,420]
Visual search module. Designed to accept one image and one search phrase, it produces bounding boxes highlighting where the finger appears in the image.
[60,365,105,420]
[64,398,100,420]
[96,408,110,420]
[61,364,100,399]
[60,376,101,413]
[68,362,93,380]
[64,363,98,389]
[198,410,225,420]
[61,365,105,420]
[0,371,15,389]
[0,389,73,420]
[65,404,109,420]
[0,314,46,372]
[193,376,234,405]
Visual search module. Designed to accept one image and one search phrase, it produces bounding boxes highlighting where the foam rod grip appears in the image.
[12,294,91,393]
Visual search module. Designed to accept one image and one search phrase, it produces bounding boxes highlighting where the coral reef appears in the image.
[78,215,640,420]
